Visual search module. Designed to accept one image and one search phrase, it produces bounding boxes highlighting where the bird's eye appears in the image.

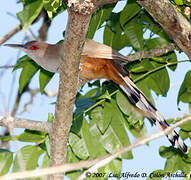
[30,45,39,50]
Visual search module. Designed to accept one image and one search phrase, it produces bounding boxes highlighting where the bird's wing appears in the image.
[82,39,128,62]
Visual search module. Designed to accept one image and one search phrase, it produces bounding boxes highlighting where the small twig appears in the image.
[84,90,118,113]
[39,9,51,41]
[133,59,190,83]
[0,25,21,45]
[0,116,52,133]
[0,116,190,180]
[18,88,40,115]
[0,65,14,69]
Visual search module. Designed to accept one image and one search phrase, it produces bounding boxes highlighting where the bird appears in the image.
[5,39,188,153]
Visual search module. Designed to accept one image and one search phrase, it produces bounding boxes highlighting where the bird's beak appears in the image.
[4,44,26,50]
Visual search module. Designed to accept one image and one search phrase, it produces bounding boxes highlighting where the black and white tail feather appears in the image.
[111,60,188,153]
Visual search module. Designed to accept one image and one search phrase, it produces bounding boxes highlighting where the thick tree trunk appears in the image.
[137,0,191,59]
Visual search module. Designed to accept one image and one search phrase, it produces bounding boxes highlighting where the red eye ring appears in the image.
[30,45,39,50]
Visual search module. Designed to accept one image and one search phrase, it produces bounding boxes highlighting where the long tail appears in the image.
[111,60,188,153]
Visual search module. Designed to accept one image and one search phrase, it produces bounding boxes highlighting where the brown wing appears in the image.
[82,39,128,62]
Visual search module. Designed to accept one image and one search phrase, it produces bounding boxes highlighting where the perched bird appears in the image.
[5,39,188,153]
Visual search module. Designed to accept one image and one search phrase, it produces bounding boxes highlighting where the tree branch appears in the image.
[137,0,191,59]
[0,24,21,45]
[125,43,176,62]
[0,116,52,134]
[1,115,190,180]
[92,0,120,12]
[67,0,119,14]
[49,1,92,179]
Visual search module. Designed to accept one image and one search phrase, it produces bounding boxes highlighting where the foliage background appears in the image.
[0,0,191,179]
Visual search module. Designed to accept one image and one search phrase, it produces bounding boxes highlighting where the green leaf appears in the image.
[14,56,55,95]
[87,4,115,39]
[159,146,191,173]
[81,120,106,158]
[104,13,129,50]
[72,93,97,134]
[166,52,177,71]
[71,112,84,135]
[98,90,111,100]
[19,60,39,93]
[179,118,191,131]
[90,106,111,133]
[13,145,44,172]
[0,136,14,142]
[184,150,191,163]
[125,118,147,138]
[96,167,108,180]
[105,12,120,33]
[79,122,111,179]
[139,10,170,41]
[148,61,170,96]
[159,146,175,158]
[123,17,144,50]
[109,159,122,176]
[44,135,51,157]
[48,113,54,123]
[13,55,32,71]
[145,38,169,50]
[18,129,46,143]
[116,91,134,116]
[179,129,189,140]
[151,56,167,64]
[0,149,10,153]
[66,146,81,180]
[174,0,183,5]
[75,95,96,115]
[133,74,154,105]
[17,0,43,32]
[43,0,62,12]
[178,70,191,104]
[39,69,54,93]
[130,64,148,73]
[67,146,80,163]
[130,60,151,73]
[42,152,50,168]
[120,0,141,27]
[99,99,133,159]
[69,132,89,159]
[43,0,66,18]
[131,59,170,96]
[116,91,144,126]
[0,151,13,175]
[164,154,191,173]
[66,171,81,180]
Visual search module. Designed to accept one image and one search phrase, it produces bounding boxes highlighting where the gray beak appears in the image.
[4,44,26,50]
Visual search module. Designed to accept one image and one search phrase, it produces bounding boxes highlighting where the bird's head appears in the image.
[5,41,48,59]
[5,41,63,72]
